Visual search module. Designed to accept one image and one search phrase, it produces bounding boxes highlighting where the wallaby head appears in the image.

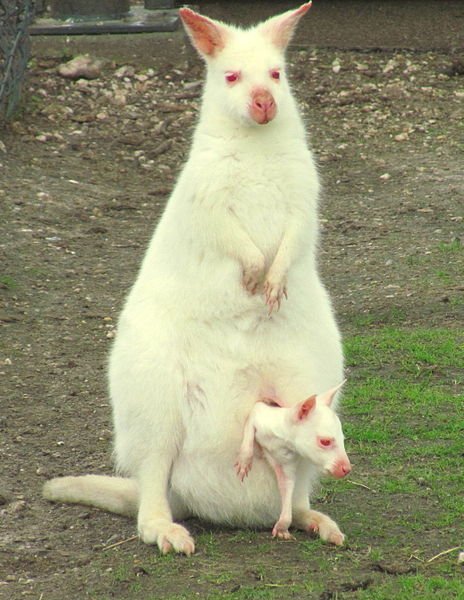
[291,382,352,479]
[179,3,312,126]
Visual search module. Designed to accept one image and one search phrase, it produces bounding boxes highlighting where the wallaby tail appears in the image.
[43,475,138,517]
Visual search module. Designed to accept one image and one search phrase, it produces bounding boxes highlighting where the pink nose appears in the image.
[249,89,277,124]
[332,458,352,479]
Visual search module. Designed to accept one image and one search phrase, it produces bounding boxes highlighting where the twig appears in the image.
[426,546,461,564]
[408,553,425,563]
[102,535,138,551]
[347,479,374,492]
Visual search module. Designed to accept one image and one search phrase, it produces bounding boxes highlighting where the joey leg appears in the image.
[267,457,296,540]
[137,456,195,555]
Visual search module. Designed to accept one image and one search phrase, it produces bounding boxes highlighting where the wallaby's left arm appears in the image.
[264,215,309,312]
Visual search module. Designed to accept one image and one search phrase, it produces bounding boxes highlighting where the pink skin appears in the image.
[249,88,277,124]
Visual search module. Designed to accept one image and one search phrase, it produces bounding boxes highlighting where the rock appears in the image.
[114,65,135,79]
[394,132,409,142]
[58,55,104,80]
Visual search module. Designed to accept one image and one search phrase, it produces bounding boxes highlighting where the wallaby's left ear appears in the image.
[296,394,316,421]
[318,380,347,407]
[259,2,312,50]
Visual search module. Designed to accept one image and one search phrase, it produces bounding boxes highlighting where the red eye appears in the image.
[271,70,280,80]
[225,72,240,84]
[318,438,333,448]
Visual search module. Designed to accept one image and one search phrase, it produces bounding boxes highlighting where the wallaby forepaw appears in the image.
[264,278,287,314]
[242,256,265,295]
[242,270,262,295]
[139,519,195,555]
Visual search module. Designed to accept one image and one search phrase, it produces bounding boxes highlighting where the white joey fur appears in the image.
[43,3,345,555]
[235,382,351,544]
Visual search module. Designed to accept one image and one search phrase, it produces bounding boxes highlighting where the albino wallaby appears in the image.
[43,3,345,555]
[235,383,351,544]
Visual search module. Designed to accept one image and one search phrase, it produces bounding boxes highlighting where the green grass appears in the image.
[0,274,17,289]
[354,574,464,600]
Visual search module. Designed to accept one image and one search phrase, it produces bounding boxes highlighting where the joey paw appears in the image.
[234,458,252,482]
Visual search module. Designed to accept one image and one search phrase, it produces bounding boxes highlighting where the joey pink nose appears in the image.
[250,89,277,124]
[341,463,351,476]
[332,458,352,479]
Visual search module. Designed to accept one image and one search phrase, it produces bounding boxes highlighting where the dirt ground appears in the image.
[1,3,463,599]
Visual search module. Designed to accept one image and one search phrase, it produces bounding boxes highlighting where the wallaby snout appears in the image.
[250,88,277,124]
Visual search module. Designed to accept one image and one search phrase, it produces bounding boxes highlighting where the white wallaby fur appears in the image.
[43,3,344,555]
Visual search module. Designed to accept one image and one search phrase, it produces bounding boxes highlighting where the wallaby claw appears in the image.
[264,280,287,314]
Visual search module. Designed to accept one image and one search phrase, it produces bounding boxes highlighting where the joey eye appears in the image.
[318,438,334,448]
[225,71,240,84]
[270,70,281,80]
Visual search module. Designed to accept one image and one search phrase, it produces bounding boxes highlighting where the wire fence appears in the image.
[0,0,36,122]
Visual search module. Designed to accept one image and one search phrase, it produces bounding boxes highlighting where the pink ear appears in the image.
[297,394,316,421]
[260,2,312,50]
[179,8,228,57]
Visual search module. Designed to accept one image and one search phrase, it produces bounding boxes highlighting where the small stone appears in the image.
[8,500,27,514]
[380,173,391,181]
[114,65,135,79]
[58,55,104,80]
[395,132,409,142]
[332,58,341,74]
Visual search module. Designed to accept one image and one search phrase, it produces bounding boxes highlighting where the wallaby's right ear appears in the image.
[296,395,316,421]
[179,8,228,58]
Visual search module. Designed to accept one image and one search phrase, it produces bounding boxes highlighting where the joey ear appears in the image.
[260,2,312,51]
[179,8,228,58]
[318,380,347,407]
[296,394,316,421]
